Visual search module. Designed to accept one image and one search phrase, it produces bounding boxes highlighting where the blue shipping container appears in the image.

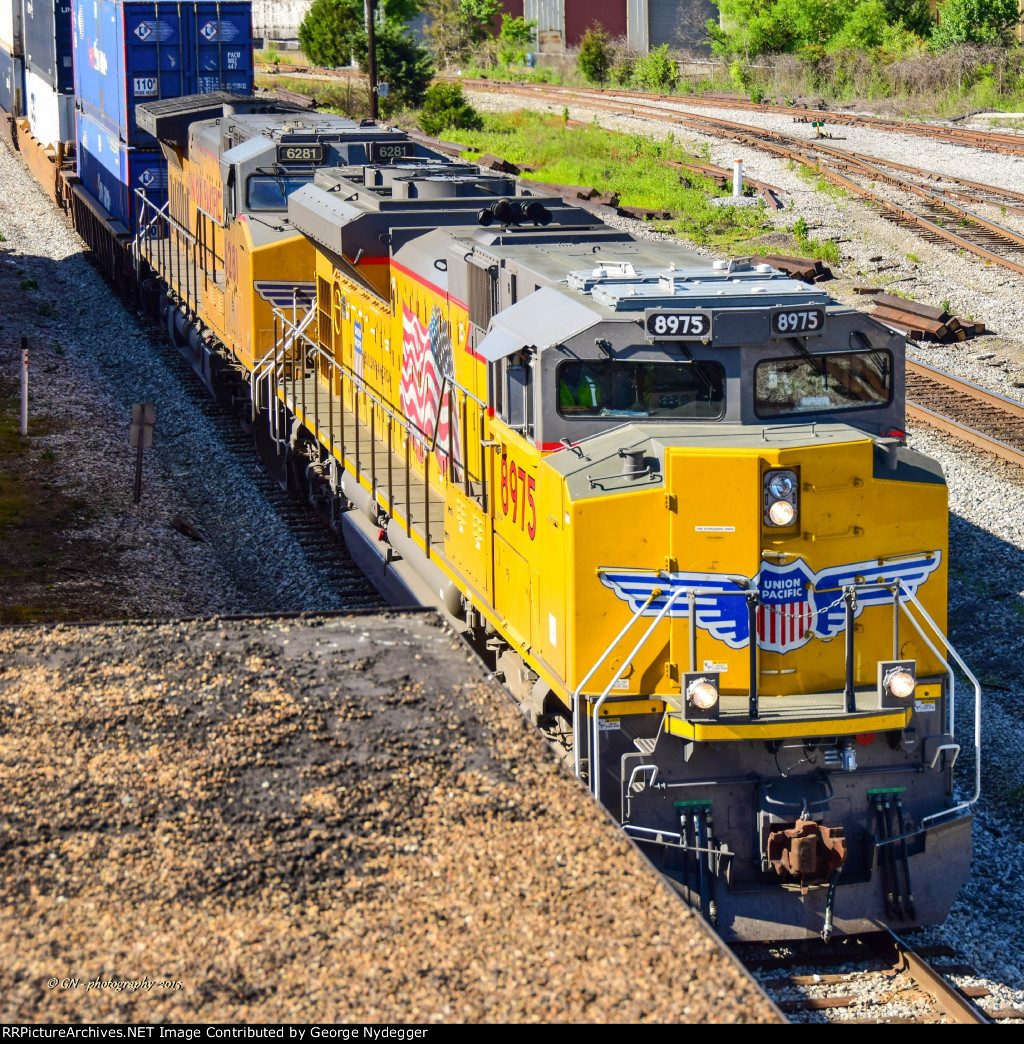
[23,0,74,92]
[76,106,167,232]
[72,0,253,146]
[0,45,24,115]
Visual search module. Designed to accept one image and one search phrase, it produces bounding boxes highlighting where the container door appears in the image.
[189,1,253,95]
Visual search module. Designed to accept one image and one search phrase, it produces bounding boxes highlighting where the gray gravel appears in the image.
[0,137,368,617]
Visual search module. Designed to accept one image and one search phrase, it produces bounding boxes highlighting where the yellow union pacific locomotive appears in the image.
[137,94,979,942]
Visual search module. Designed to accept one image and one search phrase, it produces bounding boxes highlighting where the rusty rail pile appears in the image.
[751,253,833,283]
[869,293,984,343]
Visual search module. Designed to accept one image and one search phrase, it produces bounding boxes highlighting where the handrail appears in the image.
[897,581,982,823]
[266,309,489,490]
[572,588,662,779]
[592,588,685,803]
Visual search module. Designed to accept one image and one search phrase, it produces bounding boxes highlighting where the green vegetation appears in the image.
[792,216,840,265]
[497,15,536,65]
[419,82,483,137]
[423,0,501,69]
[577,24,613,85]
[450,112,772,248]
[298,0,432,113]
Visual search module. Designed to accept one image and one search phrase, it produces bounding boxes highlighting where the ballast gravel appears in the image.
[0,137,374,619]
[0,612,779,1024]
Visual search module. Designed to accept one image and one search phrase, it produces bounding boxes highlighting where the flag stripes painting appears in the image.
[400,304,462,474]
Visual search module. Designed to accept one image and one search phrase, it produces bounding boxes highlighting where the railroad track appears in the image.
[95,284,386,611]
[737,932,1018,1023]
[460,80,1024,156]
[905,360,1024,468]
[461,81,1024,278]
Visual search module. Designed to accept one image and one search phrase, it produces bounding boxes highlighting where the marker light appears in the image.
[878,659,917,709]
[768,500,796,526]
[769,473,795,498]
[687,677,719,710]
[884,668,916,700]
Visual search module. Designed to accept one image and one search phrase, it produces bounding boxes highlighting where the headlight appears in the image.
[764,468,798,528]
[884,668,916,699]
[768,500,796,526]
[687,677,719,710]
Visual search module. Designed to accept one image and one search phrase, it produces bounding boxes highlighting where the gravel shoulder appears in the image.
[0,612,779,1023]
[0,138,372,621]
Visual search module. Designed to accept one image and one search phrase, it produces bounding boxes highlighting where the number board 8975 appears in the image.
[770,306,826,337]
[644,309,712,341]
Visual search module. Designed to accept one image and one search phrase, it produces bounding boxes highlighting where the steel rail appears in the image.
[463,79,1024,156]
[887,932,993,1024]
[465,82,1024,276]
[905,400,1024,467]
[907,360,1024,420]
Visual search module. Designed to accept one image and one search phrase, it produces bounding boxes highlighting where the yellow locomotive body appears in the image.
[134,95,977,942]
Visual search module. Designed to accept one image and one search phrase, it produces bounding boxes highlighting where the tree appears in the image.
[298,0,363,67]
[423,0,501,67]
[498,14,537,64]
[299,0,434,111]
[577,24,613,85]
[931,0,1021,46]
[355,19,435,112]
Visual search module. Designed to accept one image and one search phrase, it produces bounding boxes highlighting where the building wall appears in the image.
[252,0,313,41]
[565,0,627,44]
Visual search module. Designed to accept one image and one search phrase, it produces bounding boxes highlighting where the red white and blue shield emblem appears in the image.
[756,558,816,653]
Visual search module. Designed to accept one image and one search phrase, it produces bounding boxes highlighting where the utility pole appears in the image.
[365,0,379,120]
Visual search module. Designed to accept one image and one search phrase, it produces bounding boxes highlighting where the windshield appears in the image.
[754,350,893,418]
[556,359,725,419]
[245,174,313,211]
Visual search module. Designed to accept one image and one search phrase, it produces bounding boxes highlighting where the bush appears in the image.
[632,44,678,92]
[419,82,484,136]
[931,0,1021,47]
[498,15,537,65]
[577,24,613,84]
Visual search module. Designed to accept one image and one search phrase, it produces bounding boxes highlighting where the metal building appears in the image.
[507,0,716,54]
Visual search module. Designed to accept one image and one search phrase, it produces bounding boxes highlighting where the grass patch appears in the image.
[449,111,772,249]
[791,216,841,266]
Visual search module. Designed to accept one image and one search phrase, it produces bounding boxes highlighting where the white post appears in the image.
[20,336,28,436]
[733,159,743,197]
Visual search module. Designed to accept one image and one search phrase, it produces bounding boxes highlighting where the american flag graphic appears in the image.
[400,305,462,475]
[757,599,815,654]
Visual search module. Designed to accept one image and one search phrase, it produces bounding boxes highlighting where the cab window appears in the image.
[245,174,313,210]
[754,350,892,418]
[555,359,725,419]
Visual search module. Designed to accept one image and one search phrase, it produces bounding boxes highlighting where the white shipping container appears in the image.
[0,0,23,55]
[24,65,74,147]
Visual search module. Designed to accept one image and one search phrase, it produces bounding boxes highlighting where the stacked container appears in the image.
[23,0,76,144]
[76,105,166,229]
[72,1,255,231]
[0,0,25,117]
